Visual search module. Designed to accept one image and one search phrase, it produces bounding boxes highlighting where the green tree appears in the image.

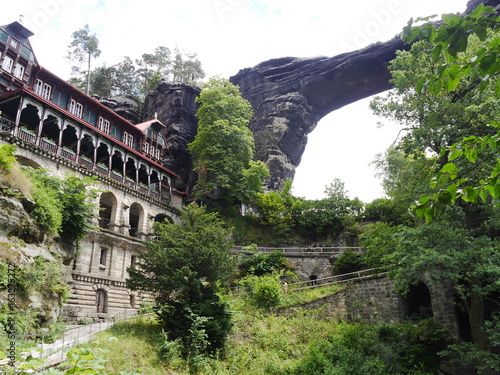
[126,204,234,356]
[399,5,500,218]
[293,178,363,241]
[66,24,101,95]
[171,47,205,84]
[386,218,500,364]
[188,77,269,204]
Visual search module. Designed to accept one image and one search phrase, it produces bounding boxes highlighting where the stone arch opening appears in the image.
[111,150,124,178]
[138,164,148,187]
[20,103,39,129]
[61,124,78,152]
[99,192,117,229]
[129,202,144,237]
[96,288,108,314]
[125,157,137,183]
[80,134,95,160]
[15,155,42,169]
[40,115,59,144]
[150,170,159,191]
[154,214,173,224]
[402,282,433,321]
[96,142,110,170]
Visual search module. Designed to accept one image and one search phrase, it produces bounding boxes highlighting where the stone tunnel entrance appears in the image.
[401,282,433,321]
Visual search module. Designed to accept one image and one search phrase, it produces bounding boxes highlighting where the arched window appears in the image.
[99,192,117,229]
[129,203,144,237]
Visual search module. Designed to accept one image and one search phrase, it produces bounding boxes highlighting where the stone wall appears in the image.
[282,276,403,323]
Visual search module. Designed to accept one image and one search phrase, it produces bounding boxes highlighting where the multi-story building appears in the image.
[0,20,187,321]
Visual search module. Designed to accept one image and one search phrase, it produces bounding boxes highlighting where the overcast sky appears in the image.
[4,0,470,202]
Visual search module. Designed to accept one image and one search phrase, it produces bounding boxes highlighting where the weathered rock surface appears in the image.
[142,81,201,192]
[0,187,41,242]
[0,191,73,327]
[230,42,405,189]
[99,95,141,124]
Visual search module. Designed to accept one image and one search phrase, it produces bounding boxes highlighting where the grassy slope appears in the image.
[92,288,343,374]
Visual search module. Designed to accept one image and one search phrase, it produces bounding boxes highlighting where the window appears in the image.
[98,117,110,134]
[42,83,51,100]
[99,248,108,266]
[34,79,43,95]
[143,142,149,154]
[13,64,24,79]
[150,145,155,157]
[9,38,18,49]
[69,99,83,118]
[155,149,160,160]
[123,132,134,148]
[1,56,13,72]
[131,255,137,267]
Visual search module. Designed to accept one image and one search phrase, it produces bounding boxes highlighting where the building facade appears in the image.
[0,20,188,321]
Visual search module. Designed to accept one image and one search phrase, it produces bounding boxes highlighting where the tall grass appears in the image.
[90,288,343,375]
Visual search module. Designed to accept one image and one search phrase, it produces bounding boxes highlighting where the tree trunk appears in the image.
[469,288,492,374]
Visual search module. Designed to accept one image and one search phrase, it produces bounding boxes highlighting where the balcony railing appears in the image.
[0,116,14,132]
[1,114,177,208]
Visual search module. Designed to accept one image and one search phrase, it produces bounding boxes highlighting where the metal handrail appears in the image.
[0,311,154,364]
[232,246,363,255]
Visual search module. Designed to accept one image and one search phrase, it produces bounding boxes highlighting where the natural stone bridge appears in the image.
[228,0,500,190]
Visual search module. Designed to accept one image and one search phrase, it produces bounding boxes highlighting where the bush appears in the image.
[334,249,365,275]
[239,249,287,276]
[0,144,16,173]
[240,272,284,310]
[293,320,451,375]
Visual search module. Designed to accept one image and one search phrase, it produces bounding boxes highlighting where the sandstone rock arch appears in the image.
[229,0,498,190]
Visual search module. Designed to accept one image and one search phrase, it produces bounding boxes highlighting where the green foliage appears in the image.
[240,271,284,310]
[359,222,400,270]
[127,204,234,356]
[188,77,269,204]
[239,249,287,276]
[0,144,16,173]
[19,257,70,302]
[293,179,363,241]
[333,249,365,275]
[396,6,500,220]
[66,24,101,94]
[293,320,451,375]
[21,168,98,242]
[58,174,99,243]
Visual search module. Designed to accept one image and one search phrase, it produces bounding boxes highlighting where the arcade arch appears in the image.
[99,192,117,229]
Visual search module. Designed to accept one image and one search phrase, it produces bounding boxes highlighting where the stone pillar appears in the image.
[426,277,460,339]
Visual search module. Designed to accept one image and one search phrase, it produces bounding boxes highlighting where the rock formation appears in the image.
[230,40,406,190]
[142,81,201,192]
[140,0,497,192]
[229,0,498,190]
[98,95,140,124]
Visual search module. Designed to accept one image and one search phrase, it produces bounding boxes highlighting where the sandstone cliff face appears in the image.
[142,81,201,192]
[0,186,72,327]
[229,41,407,189]
[98,95,140,124]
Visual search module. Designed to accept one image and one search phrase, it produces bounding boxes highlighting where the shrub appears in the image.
[293,320,451,375]
[334,249,365,275]
[239,249,287,276]
[0,144,16,173]
[240,272,284,310]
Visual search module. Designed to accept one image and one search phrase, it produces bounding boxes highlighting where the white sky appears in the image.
[3,0,469,202]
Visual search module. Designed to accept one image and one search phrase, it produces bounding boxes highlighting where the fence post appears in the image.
[61,329,65,361]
